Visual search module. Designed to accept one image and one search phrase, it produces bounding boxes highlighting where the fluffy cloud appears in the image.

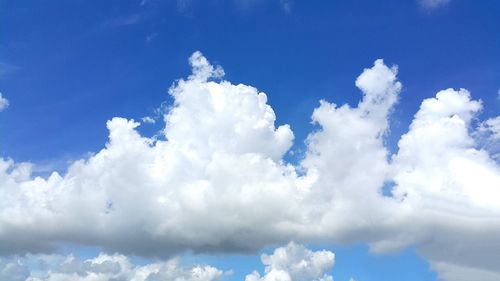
[0,254,224,281]
[245,242,334,281]
[479,116,500,140]
[141,116,156,124]
[0,243,336,281]
[0,51,299,256]
[0,93,9,111]
[0,52,499,281]
[377,88,500,278]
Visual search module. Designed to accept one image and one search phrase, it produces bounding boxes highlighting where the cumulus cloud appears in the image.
[0,93,9,111]
[141,116,156,124]
[479,116,500,140]
[245,242,334,281]
[0,52,499,281]
[0,253,224,281]
[0,243,336,281]
[0,51,298,256]
[379,89,500,278]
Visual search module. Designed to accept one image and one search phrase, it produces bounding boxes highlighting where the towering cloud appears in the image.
[0,52,498,281]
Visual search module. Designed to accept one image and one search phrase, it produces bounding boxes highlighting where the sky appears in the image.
[0,0,499,281]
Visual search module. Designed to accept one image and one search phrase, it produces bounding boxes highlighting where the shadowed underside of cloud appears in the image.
[0,52,499,281]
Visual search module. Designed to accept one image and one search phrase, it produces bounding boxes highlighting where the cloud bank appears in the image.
[0,243,336,281]
[0,253,225,281]
[0,52,499,281]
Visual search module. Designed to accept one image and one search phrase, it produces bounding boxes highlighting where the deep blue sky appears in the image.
[1,0,499,280]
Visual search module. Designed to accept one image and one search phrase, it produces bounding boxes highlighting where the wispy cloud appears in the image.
[176,0,293,15]
[177,0,193,13]
[419,0,452,9]
[0,62,20,78]
[280,0,292,13]
[101,13,143,29]
[146,32,158,43]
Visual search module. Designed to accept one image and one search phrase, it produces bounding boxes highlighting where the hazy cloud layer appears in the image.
[0,52,499,281]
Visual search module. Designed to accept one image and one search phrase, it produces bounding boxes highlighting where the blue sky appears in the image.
[0,1,499,281]
[2,0,499,166]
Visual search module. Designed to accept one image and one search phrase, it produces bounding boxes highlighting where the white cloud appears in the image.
[0,243,336,281]
[377,88,500,280]
[188,51,225,82]
[0,52,499,281]
[0,93,9,111]
[0,254,224,281]
[245,242,334,281]
[141,116,156,124]
[0,52,297,256]
[479,116,500,140]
